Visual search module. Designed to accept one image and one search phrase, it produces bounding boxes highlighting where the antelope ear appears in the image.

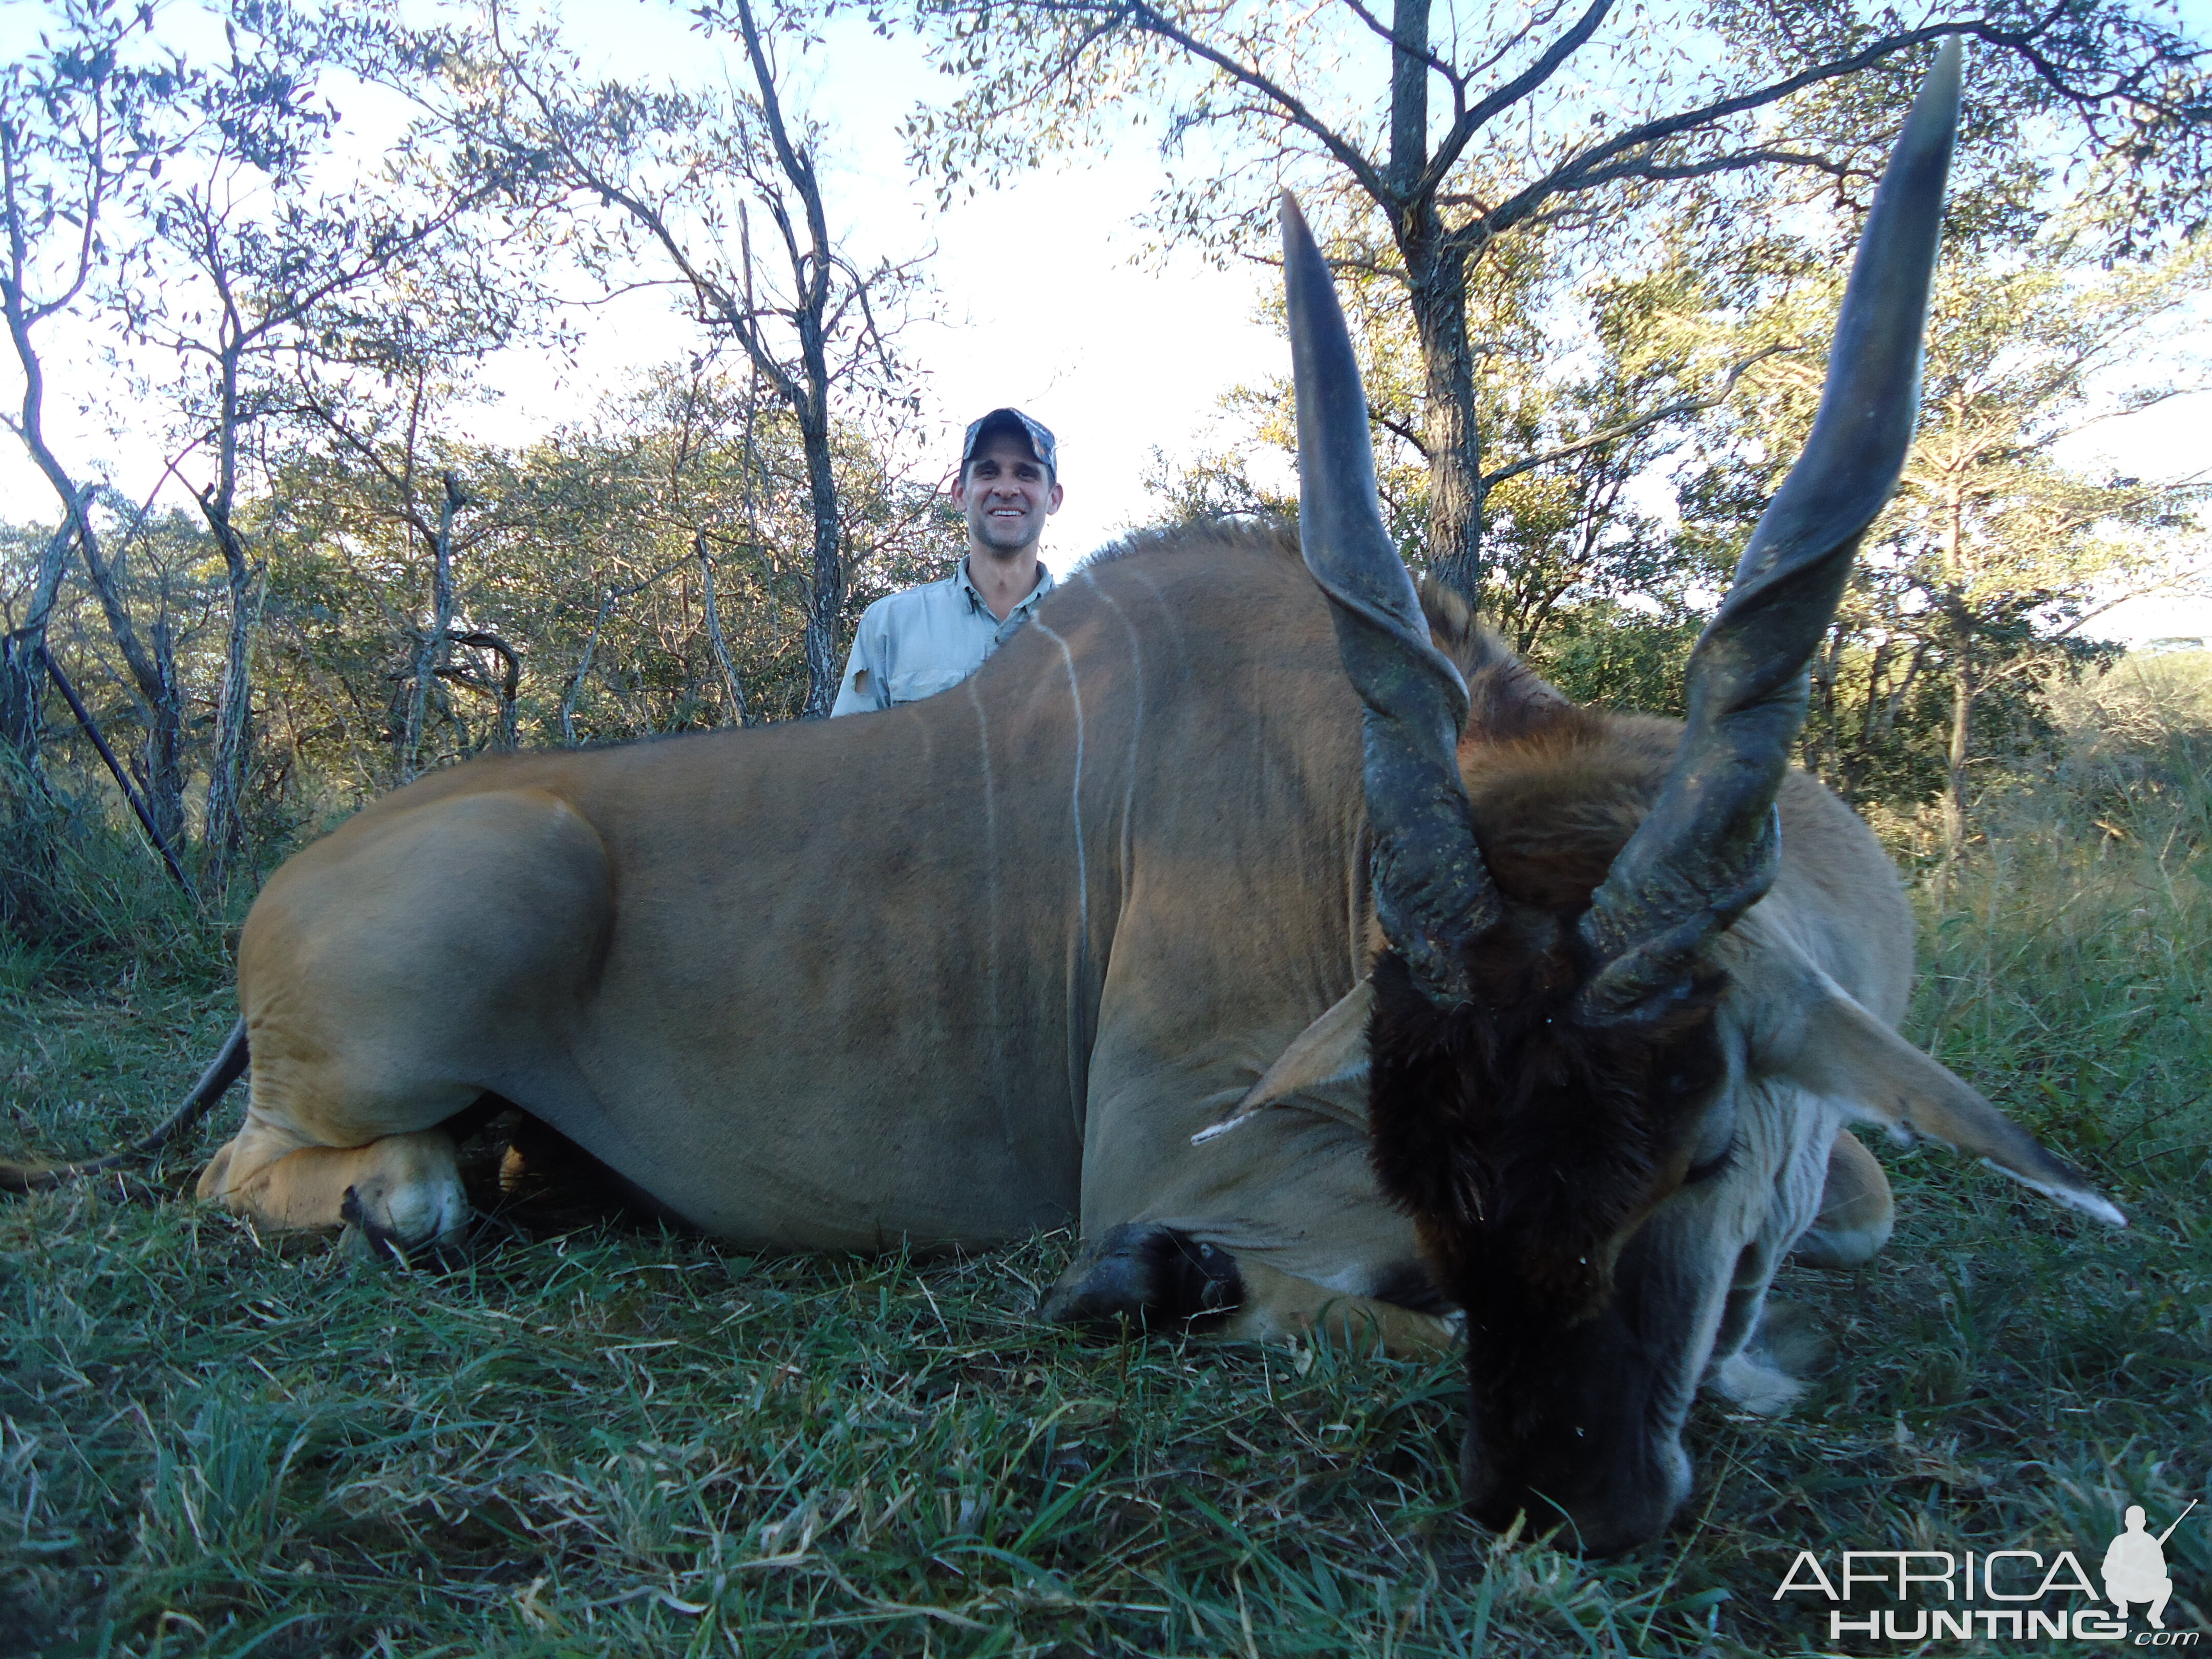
[1774,975,2125,1227]
[1192,978,1374,1145]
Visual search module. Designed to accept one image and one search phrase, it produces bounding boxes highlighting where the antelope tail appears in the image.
[0,1017,247,1194]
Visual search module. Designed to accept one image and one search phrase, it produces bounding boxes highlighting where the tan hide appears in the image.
[198,525,1441,1305]
[1194,977,1373,1144]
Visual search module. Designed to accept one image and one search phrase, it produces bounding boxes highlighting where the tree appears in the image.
[16,498,225,894]
[281,367,519,779]
[3,0,548,890]
[1147,223,1759,649]
[423,0,927,717]
[1677,223,2212,852]
[918,0,2210,604]
[119,3,540,873]
[0,1,182,795]
[229,358,954,803]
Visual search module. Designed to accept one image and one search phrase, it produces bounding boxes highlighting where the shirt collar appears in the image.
[955,557,1054,618]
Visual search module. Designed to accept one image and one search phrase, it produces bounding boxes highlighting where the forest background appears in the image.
[0,0,2203,924]
[3,0,2208,927]
[6,2,2212,1654]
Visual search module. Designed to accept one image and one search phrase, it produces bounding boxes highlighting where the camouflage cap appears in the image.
[961,408,1058,476]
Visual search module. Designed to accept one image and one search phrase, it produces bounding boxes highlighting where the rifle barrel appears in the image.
[2156,1497,2198,1546]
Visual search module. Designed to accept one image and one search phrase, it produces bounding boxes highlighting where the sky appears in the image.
[3,0,2208,640]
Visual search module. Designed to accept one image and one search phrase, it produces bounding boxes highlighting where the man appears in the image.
[831,408,1063,715]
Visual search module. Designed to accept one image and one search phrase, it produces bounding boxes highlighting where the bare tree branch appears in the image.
[1482,343,1801,488]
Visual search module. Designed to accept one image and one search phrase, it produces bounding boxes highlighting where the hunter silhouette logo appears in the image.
[2106,1502,2196,1631]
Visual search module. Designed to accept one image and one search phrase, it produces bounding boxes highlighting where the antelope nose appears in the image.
[1466,1475,1684,1558]
[1462,1427,1691,1558]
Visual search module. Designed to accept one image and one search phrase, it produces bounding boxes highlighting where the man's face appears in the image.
[954,432,1063,558]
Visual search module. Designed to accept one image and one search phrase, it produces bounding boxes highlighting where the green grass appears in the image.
[3,678,2209,1657]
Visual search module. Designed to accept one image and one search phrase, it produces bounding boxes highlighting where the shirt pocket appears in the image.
[886,666,973,705]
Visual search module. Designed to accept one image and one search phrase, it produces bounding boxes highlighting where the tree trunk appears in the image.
[199,543,258,886]
[781,181,845,712]
[77,523,187,852]
[562,592,619,747]
[449,630,520,750]
[2,227,77,776]
[696,533,749,727]
[0,497,89,772]
[1839,634,1893,799]
[786,176,844,720]
[1802,625,1842,789]
[1384,0,1484,607]
[401,474,466,778]
[3,270,100,779]
[796,391,843,719]
[0,643,45,781]
[40,647,195,896]
[1387,0,1429,200]
[724,0,846,719]
[1934,480,1969,903]
[1406,240,1483,605]
[198,373,262,891]
[1939,649,1971,901]
[198,332,259,889]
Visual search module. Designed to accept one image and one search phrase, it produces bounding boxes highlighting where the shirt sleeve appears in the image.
[830,613,887,716]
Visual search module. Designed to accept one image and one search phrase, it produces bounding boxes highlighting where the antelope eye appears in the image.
[1683,1139,1737,1186]
[1682,1094,1737,1185]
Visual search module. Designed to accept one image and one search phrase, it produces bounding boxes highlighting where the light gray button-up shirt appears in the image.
[830,560,1056,716]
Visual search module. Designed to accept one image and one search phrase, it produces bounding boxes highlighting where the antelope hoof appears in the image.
[1040,1223,1243,1334]
[338,1167,469,1263]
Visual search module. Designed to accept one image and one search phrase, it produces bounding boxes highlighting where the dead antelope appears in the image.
[2,34,2120,1570]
